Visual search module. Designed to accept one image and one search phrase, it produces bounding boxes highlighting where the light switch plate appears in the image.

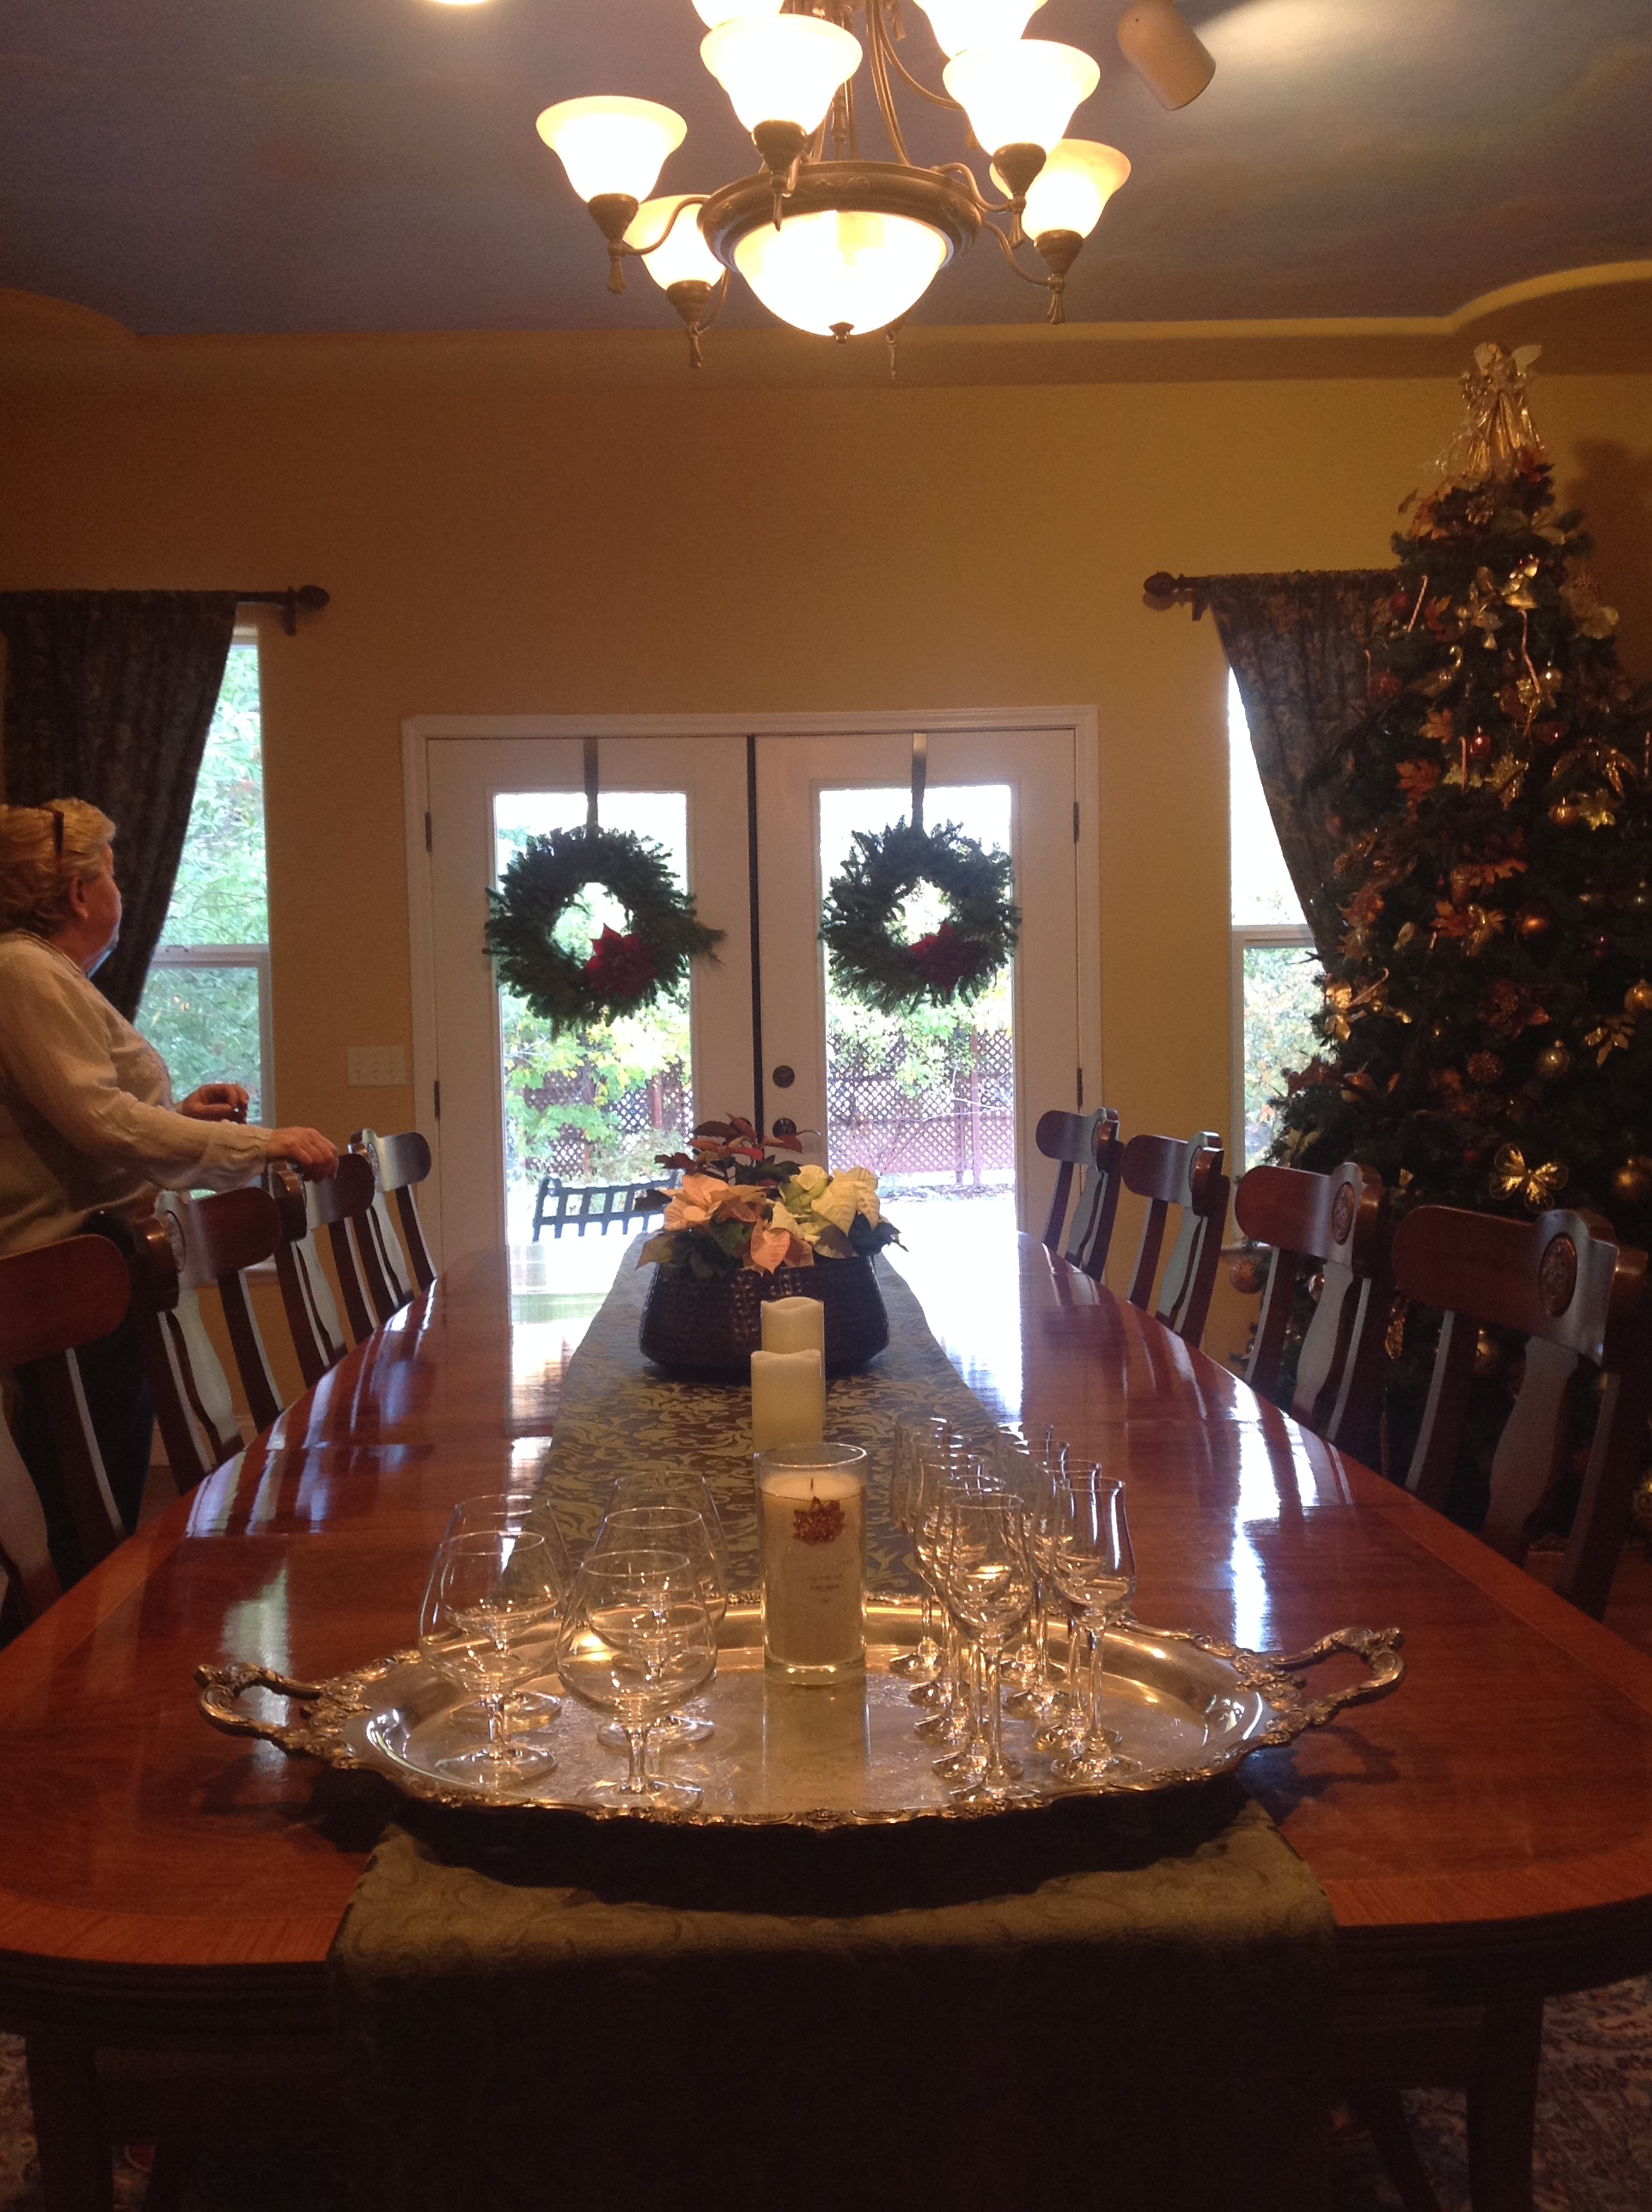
[346,1045,408,1088]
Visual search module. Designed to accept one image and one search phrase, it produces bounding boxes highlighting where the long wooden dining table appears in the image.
[3,1233,1652,2211]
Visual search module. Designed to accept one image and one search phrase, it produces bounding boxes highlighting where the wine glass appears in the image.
[590,1505,724,1747]
[559,1549,716,1813]
[1044,1472,1137,1784]
[910,1447,981,1754]
[417,1528,563,1784]
[442,1493,573,1728]
[608,1472,730,1582]
[937,1495,1038,1803]
[890,1416,947,1679]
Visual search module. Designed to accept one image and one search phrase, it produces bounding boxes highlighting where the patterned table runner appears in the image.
[532,1253,1002,1588]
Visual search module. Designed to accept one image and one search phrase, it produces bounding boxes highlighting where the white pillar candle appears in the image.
[755,1457,867,1677]
[760,1295,825,1358]
[750,1347,825,1451]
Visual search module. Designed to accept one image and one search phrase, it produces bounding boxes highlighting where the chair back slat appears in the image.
[0,1231,143,1594]
[1391,1203,1652,1616]
[1235,1161,1388,1458]
[347,1132,415,1324]
[1067,1109,1125,1279]
[0,1417,57,1632]
[1122,1132,1226,1347]
[138,1196,251,1489]
[303,1154,381,1347]
[353,1127,436,1294]
[268,1166,349,1388]
[1036,1109,1093,1254]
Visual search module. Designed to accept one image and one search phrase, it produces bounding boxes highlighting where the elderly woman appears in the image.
[0,797,338,1571]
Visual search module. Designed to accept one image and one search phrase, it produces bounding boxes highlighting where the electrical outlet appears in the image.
[346,1045,407,1088]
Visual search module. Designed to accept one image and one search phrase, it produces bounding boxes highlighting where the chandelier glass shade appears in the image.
[913,0,1044,60]
[532,0,1211,356]
[700,15,863,135]
[940,41,1100,162]
[534,96,687,205]
[734,206,951,336]
[1015,138,1132,245]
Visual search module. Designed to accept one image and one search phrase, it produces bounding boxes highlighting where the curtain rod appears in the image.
[234,585,329,636]
[1143,572,1212,618]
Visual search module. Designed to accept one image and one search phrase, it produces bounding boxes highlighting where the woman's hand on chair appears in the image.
[266,1128,340,1178]
[179,1083,249,1123]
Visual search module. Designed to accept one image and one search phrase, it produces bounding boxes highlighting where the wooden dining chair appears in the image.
[1120,1131,1229,1348]
[130,1191,282,1490]
[1392,1202,1652,1617]
[0,1231,137,1592]
[1233,1161,1389,1458]
[352,1126,436,1296]
[270,1151,381,1359]
[1035,1107,1124,1278]
[162,1185,287,1426]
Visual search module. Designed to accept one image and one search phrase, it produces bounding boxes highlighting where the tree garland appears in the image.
[485,824,724,1033]
[819,818,1020,1014]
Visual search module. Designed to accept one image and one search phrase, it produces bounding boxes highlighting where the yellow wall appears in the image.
[3,352,1649,1365]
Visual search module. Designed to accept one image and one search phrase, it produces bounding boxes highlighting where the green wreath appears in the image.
[819,818,1020,1014]
[485,824,724,1033]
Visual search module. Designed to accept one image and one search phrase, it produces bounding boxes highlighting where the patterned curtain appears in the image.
[1206,571,1395,958]
[0,591,238,1016]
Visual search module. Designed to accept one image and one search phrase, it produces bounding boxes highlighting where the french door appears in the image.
[408,716,1097,1263]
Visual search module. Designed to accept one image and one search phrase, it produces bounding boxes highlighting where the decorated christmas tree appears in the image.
[1274,344,1652,1235]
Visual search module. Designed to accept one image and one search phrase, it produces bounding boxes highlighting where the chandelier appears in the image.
[528,0,1215,362]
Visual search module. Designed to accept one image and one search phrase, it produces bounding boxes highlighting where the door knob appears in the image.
[771,1064,795,1088]
[772,1118,798,1139]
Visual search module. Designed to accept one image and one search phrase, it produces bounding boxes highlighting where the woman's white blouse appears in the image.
[0,931,270,1255]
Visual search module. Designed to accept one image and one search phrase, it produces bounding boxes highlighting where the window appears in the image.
[136,639,272,1121]
[1229,672,1319,1173]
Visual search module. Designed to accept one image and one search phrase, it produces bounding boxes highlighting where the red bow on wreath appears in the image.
[581,926,657,998]
[910,920,987,992]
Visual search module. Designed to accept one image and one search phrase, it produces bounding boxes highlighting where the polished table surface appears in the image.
[3,1235,1652,2024]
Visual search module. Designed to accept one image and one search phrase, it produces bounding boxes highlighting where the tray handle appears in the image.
[1266,1625,1405,1726]
[195,1661,328,1752]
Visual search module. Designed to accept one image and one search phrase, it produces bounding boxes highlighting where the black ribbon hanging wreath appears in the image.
[819,817,1020,1015]
[485,824,724,1033]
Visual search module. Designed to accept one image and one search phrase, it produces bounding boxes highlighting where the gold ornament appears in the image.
[1534,1039,1573,1080]
[1466,1051,1504,1084]
[1626,979,1652,1016]
[1491,1143,1569,1211]
[1549,797,1582,828]
[1610,1161,1652,1206]
[1229,1252,1268,1295]
[1584,1016,1633,1064]
[1473,1327,1502,1378]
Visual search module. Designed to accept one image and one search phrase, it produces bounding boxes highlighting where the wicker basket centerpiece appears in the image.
[633,1119,897,1382]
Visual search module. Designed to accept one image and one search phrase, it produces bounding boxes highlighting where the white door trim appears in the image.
[402,707,1102,1262]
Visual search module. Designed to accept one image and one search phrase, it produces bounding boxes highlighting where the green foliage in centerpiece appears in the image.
[637,1118,902,1281]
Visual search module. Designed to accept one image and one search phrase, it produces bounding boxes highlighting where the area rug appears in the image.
[3,1975,1649,2207]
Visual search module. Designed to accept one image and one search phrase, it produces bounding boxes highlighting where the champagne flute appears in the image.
[417,1528,563,1784]
[1045,1472,1137,1784]
[590,1505,724,1747]
[890,1416,947,1679]
[558,1549,715,1813]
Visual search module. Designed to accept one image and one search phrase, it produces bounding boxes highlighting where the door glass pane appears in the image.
[493,792,695,1256]
[817,785,1016,1259]
[135,964,265,1124]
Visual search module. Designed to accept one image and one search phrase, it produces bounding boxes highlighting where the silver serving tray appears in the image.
[196,1598,1403,1829]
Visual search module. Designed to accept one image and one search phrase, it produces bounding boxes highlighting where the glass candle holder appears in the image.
[754,1441,868,1684]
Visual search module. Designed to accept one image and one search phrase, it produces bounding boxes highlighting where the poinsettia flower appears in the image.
[747,1218,794,1272]
[811,1167,881,1233]
[663,1173,766,1231]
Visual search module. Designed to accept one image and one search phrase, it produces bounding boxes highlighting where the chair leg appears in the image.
[25,2034,113,2212]
[1349,2087,1445,2212]
[1467,1994,1544,2212]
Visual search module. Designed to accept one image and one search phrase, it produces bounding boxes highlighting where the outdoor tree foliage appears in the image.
[1272,346,1652,1238]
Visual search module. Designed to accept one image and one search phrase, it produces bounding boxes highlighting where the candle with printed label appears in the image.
[755,1442,867,1681]
[750,1346,825,1451]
